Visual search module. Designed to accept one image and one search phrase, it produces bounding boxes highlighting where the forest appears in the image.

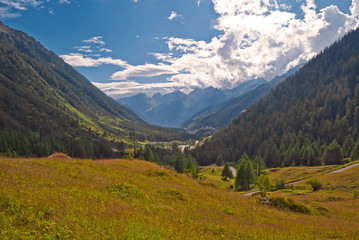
[191,28,359,167]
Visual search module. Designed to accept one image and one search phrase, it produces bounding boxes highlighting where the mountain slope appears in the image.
[118,79,266,127]
[1,157,358,239]
[192,28,359,166]
[0,21,188,157]
[183,67,301,132]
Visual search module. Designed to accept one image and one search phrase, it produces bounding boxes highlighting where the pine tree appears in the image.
[253,155,265,177]
[351,141,359,161]
[324,139,343,165]
[221,163,233,179]
[235,153,255,191]
[216,154,224,166]
[144,146,155,162]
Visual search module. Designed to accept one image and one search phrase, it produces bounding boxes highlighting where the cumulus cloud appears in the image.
[60,53,128,67]
[92,81,183,98]
[0,6,21,18]
[74,45,93,53]
[0,0,42,10]
[168,11,181,20]
[100,48,112,53]
[100,0,359,97]
[59,0,70,4]
[83,36,105,45]
[59,0,359,97]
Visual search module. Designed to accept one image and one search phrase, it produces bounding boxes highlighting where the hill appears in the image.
[0,21,189,158]
[183,66,301,133]
[0,157,358,239]
[192,28,359,166]
[118,79,266,127]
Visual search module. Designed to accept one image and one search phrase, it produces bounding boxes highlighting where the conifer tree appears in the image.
[216,154,224,166]
[235,153,255,191]
[221,163,233,179]
[144,146,155,162]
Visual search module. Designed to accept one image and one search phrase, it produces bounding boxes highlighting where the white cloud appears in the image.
[74,45,93,53]
[168,11,181,20]
[99,48,112,53]
[0,6,21,18]
[99,0,359,97]
[92,81,183,98]
[196,0,200,7]
[0,0,43,10]
[60,53,128,67]
[59,0,70,4]
[83,36,105,45]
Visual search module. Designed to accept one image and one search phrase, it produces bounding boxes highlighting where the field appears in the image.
[0,157,359,239]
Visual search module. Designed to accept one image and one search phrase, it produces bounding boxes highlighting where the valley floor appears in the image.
[0,157,358,239]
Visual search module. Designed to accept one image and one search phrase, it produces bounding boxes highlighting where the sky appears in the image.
[1,0,359,98]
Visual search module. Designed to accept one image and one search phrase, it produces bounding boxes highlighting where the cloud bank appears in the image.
[63,0,359,98]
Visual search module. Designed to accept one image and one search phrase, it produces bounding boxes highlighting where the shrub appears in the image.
[274,179,286,190]
[107,183,143,199]
[268,196,311,214]
[306,178,323,191]
[353,189,359,199]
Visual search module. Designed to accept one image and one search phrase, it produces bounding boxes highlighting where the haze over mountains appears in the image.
[118,66,301,131]
[118,79,267,128]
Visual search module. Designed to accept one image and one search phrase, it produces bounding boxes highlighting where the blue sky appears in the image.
[1,0,358,98]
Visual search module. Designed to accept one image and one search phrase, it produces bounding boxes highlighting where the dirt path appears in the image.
[241,162,359,196]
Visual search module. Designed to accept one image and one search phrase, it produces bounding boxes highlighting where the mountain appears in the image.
[183,67,301,133]
[117,79,266,127]
[192,28,359,166]
[0,21,188,158]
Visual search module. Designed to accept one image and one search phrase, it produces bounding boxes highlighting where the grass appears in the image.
[0,157,359,239]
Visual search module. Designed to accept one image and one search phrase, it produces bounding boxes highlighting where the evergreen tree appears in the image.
[235,153,255,191]
[172,151,185,173]
[221,163,234,179]
[324,139,343,165]
[144,146,155,162]
[216,154,224,166]
[351,141,359,161]
[342,135,355,157]
[253,155,265,177]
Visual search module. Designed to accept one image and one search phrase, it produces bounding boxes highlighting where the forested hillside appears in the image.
[192,28,359,166]
[0,21,189,158]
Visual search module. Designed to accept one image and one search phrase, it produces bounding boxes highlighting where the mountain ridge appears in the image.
[117,79,266,127]
[192,28,359,166]
[0,21,189,158]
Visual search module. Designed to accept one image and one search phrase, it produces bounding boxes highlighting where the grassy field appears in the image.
[0,157,359,239]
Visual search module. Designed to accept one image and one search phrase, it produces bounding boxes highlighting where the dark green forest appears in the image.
[0,21,190,158]
[192,28,359,167]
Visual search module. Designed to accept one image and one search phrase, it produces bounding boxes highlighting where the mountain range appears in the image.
[0,21,188,158]
[118,66,301,133]
[192,28,359,166]
[118,79,267,127]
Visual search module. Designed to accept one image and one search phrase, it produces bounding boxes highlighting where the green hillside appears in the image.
[0,157,358,239]
[192,28,359,166]
[0,21,189,158]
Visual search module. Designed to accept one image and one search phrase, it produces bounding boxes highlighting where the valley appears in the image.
[0,1,359,238]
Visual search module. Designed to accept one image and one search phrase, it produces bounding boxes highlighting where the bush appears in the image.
[268,196,311,214]
[306,178,323,191]
[274,179,286,190]
[353,189,359,199]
